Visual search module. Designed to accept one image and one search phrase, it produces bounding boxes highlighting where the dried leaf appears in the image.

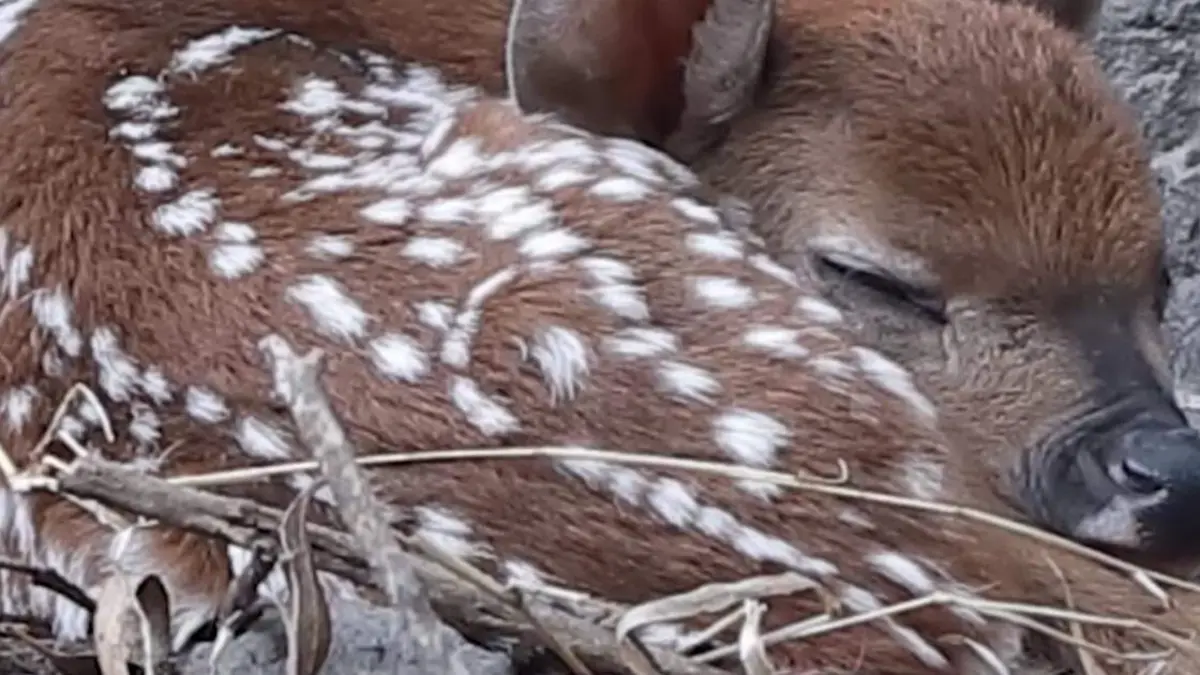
[93,573,134,675]
[133,575,172,674]
[91,572,174,675]
[275,476,332,675]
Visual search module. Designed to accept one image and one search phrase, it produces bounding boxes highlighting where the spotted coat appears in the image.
[0,3,1193,674]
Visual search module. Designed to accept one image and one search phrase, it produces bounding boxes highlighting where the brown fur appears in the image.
[502,0,1194,566]
[0,0,1195,674]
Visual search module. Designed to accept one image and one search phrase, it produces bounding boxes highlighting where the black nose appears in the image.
[1109,426,1200,496]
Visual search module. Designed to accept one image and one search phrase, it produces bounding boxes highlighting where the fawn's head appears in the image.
[502,0,1200,568]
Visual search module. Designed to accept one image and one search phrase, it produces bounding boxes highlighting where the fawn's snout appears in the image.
[1055,405,1200,559]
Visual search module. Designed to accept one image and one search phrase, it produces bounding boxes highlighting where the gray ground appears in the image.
[4,0,1199,673]
[1098,0,1200,422]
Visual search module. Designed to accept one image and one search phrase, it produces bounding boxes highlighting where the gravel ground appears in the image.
[2,0,1199,673]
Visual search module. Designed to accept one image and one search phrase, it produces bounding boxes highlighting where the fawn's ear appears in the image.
[1005,0,1104,37]
[504,0,774,161]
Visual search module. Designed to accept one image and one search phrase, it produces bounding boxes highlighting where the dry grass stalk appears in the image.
[9,375,1200,673]
[167,445,1200,603]
[7,385,725,675]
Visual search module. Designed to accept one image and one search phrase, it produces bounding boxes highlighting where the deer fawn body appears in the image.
[0,1,1196,674]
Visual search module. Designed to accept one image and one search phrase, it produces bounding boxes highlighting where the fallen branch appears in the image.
[40,456,729,675]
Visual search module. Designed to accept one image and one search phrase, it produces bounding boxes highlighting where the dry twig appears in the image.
[37,456,726,675]
[257,334,591,675]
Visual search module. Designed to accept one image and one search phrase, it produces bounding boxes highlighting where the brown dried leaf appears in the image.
[90,572,174,675]
[93,573,134,675]
[276,476,332,675]
[133,575,172,674]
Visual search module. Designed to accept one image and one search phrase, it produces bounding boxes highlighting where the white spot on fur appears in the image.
[736,480,783,501]
[798,297,843,324]
[441,267,518,368]
[131,142,185,167]
[713,409,790,468]
[104,76,164,112]
[421,199,474,224]
[414,506,481,559]
[647,479,700,528]
[209,222,265,279]
[670,198,721,225]
[111,121,158,142]
[307,234,355,260]
[589,177,654,202]
[536,166,592,191]
[361,198,412,226]
[285,275,372,342]
[487,200,556,240]
[1,385,37,431]
[686,231,743,261]
[656,361,720,404]
[901,453,945,500]
[529,326,591,403]
[249,166,282,178]
[135,165,178,193]
[853,347,936,422]
[90,327,140,402]
[416,300,454,332]
[1,236,33,298]
[605,327,678,358]
[691,276,755,310]
[128,402,161,446]
[281,76,346,118]
[31,286,82,357]
[140,367,172,405]
[450,376,519,437]
[402,237,465,268]
[578,256,649,321]
[428,138,488,181]
[152,189,220,237]
[867,551,937,596]
[743,326,809,359]
[369,333,429,383]
[839,507,875,530]
[236,416,293,460]
[211,143,243,157]
[519,228,589,260]
[185,386,229,424]
[748,254,799,288]
[811,356,855,379]
[169,26,281,75]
